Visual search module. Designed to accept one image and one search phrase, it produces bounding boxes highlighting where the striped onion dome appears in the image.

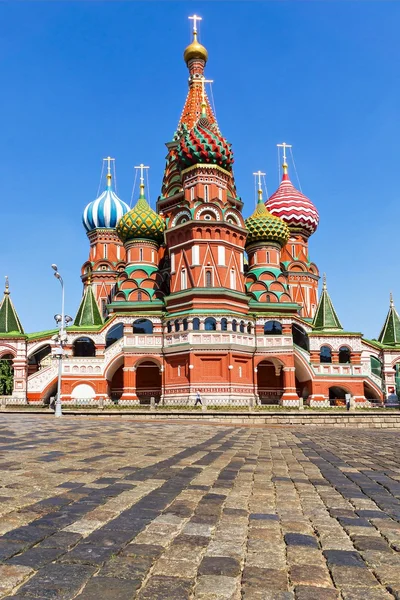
[178,116,234,171]
[83,173,129,232]
[245,192,290,248]
[266,164,319,238]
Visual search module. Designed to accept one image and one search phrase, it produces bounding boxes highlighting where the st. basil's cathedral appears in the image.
[1,19,399,407]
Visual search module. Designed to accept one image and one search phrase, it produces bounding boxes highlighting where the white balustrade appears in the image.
[27,364,58,393]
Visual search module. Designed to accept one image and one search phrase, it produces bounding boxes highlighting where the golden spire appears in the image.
[184,15,208,64]
[323,273,327,291]
[277,142,292,177]
[4,276,9,295]
[134,163,150,199]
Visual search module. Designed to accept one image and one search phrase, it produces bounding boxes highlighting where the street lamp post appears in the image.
[51,265,72,417]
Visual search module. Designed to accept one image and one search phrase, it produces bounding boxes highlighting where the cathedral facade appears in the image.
[0,22,398,407]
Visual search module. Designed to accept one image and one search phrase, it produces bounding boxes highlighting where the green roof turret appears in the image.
[378,293,400,346]
[0,277,24,334]
[74,281,103,327]
[312,274,343,331]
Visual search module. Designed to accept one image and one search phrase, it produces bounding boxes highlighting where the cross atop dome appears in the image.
[277,142,292,178]
[184,14,208,65]
[134,163,149,198]
[253,171,266,203]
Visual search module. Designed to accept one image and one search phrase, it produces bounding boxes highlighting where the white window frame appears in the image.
[218,245,225,266]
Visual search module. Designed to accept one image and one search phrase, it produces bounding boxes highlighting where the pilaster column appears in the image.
[187,319,193,331]
[280,365,299,406]
[310,351,320,364]
[331,352,339,364]
[282,324,292,335]
[120,360,139,403]
[199,318,205,331]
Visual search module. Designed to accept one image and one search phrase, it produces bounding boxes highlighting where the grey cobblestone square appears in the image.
[1,416,400,598]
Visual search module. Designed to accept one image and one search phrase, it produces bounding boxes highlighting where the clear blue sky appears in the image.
[2,1,399,338]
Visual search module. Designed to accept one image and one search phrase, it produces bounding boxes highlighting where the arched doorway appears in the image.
[28,344,52,376]
[136,361,161,403]
[329,386,349,406]
[256,360,283,404]
[109,365,124,402]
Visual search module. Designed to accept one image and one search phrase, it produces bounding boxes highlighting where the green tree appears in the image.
[0,357,14,395]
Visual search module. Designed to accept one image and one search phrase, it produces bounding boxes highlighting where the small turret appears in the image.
[378,293,400,346]
[0,277,24,334]
[312,275,342,331]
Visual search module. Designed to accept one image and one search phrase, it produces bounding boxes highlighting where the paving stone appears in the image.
[137,575,194,599]
[340,587,393,600]
[76,576,140,599]
[294,585,340,599]
[194,575,239,599]
[198,556,241,577]
[290,565,332,587]
[242,566,288,591]
[0,565,34,596]
[14,562,96,598]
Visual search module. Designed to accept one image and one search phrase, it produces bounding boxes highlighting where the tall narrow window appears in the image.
[239,366,242,378]
[117,245,121,260]
[292,244,295,257]
[205,270,212,287]
[218,187,223,200]
[204,185,209,202]
[178,365,181,377]
[103,244,107,259]
[190,187,195,201]
[240,253,244,272]
[218,246,225,265]
[171,253,175,273]
[230,269,236,290]
[151,250,155,262]
[254,252,257,264]
[192,245,200,265]
[181,269,187,290]
[266,251,270,263]
[139,248,143,262]
[137,291,142,302]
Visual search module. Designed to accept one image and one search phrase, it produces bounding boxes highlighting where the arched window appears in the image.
[370,356,382,378]
[247,322,252,334]
[339,346,351,364]
[105,323,124,348]
[167,321,172,333]
[0,354,14,395]
[320,346,332,364]
[73,337,96,357]
[133,319,153,334]
[205,317,217,331]
[192,318,200,331]
[239,321,245,333]
[183,318,188,331]
[139,248,143,262]
[232,319,237,332]
[292,324,310,352]
[266,251,270,264]
[137,291,142,302]
[205,270,212,287]
[264,321,282,335]
[266,294,271,303]
[174,319,180,332]
[221,318,228,331]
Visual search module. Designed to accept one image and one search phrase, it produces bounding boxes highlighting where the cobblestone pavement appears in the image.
[1,417,400,599]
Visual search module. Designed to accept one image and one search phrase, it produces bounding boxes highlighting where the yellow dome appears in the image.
[184,32,208,64]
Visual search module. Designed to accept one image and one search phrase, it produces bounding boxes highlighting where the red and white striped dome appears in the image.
[266,164,319,238]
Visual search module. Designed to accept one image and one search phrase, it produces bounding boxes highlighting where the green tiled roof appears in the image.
[378,294,400,346]
[0,281,24,334]
[74,285,103,327]
[312,276,342,331]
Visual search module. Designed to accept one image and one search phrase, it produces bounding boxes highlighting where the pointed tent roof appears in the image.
[74,284,103,327]
[0,277,24,334]
[378,293,400,346]
[312,275,343,331]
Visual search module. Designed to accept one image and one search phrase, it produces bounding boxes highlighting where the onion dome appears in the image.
[184,30,208,64]
[178,117,234,171]
[83,172,129,232]
[245,190,290,248]
[116,183,165,245]
[266,163,319,238]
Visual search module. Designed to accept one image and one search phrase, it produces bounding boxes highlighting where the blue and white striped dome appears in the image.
[83,174,130,232]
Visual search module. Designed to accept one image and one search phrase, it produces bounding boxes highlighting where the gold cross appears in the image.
[189,14,202,34]
[253,170,266,193]
[103,156,115,175]
[277,142,292,163]
[134,163,150,187]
